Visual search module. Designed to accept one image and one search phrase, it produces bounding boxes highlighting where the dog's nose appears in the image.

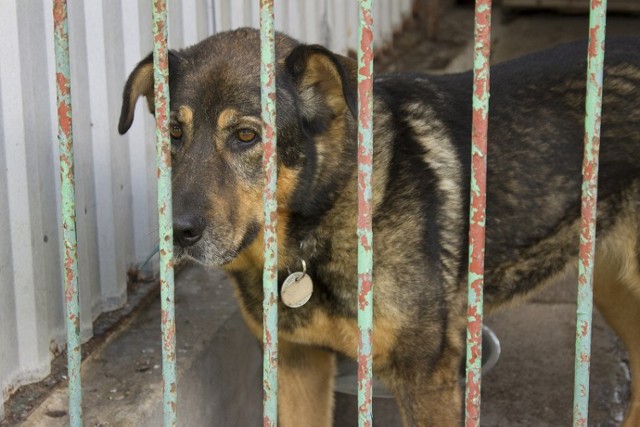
[173,215,205,247]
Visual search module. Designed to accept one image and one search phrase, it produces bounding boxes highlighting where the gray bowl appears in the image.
[334,325,501,398]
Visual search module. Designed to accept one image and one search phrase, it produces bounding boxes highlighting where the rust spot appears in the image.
[264,327,272,347]
[358,235,371,252]
[65,284,75,303]
[163,326,175,352]
[57,103,72,135]
[588,26,601,58]
[580,320,589,337]
[56,72,70,97]
[53,2,66,24]
[357,274,372,310]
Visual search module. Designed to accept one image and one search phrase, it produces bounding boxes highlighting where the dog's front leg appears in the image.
[382,342,465,427]
[278,340,336,427]
[391,375,463,427]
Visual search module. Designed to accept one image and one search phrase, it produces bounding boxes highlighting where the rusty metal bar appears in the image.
[260,1,278,426]
[357,1,374,426]
[152,1,177,425]
[573,1,607,425]
[464,0,492,425]
[53,1,82,425]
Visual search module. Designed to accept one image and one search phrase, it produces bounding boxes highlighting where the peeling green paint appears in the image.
[357,1,374,426]
[151,1,177,425]
[53,1,83,425]
[465,1,492,425]
[260,2,279,426]
[573,2,607,426]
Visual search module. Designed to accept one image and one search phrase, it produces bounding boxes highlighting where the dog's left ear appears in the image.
[285,45,357,122]
[118,50,182,135]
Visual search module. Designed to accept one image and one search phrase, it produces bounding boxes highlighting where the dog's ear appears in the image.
[285,45,357,124]
[118,51,181,135]
[118,53,154,135]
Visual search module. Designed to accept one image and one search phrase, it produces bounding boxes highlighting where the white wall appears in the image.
[0,0,413,418]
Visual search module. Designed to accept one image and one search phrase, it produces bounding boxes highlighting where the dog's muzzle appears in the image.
[173,214,205,247]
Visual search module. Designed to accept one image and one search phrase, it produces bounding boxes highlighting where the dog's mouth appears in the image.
[173,222,261,266]
[174,243,238,266]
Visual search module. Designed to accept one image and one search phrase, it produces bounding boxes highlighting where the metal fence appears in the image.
[0,0,413,418]
[9,0,608,425]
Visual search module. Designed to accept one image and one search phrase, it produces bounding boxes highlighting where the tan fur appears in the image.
[592,207,640,426]
[300,54,348,115]
[278,342,336,427]
[224,216,294,274]
[276,166,300,207]
[132,63,154,113]
[228,281,338,427]
[178,105,194,125]
[405,102,464,284]
[283,310,400,365]
[224,166,299,274]
[118,62,154,130]
[216,108,239,130]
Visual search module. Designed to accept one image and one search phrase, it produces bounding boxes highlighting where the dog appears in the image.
[118,29,640,426]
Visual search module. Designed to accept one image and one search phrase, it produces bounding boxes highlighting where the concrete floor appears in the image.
[14,6,640,427]
[20,264,263,427]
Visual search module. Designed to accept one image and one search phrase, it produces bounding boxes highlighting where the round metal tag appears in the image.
[281,272,313,308]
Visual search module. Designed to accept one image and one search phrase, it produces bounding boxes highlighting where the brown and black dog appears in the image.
[119,29,640,426]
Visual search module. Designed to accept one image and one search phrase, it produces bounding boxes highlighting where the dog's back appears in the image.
[483,37,640,304]
[374,37,640,305]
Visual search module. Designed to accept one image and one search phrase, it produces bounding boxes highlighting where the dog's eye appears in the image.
[170,124,183,140]
[236,129,259,144]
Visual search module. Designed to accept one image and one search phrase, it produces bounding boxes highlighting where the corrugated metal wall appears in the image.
[0,0,413,417]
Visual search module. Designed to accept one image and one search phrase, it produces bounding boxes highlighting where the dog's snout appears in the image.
[173,215,205,247]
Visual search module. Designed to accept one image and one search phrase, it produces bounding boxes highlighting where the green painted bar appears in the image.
[356,1,374,426]
[53,1,83,425]
[572,1,607,425]
[259,1,278,426]
[464,0,492,425]
[151,1,177,425]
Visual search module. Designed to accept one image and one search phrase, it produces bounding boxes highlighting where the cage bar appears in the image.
[356,1,374,426]
[151,1,177,425]
[259,1,278,426]
[464,0,492,425]
[53,1,82,425]
[572,1,607,425]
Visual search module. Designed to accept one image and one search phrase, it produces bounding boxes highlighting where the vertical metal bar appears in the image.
[260,1,278,426]
[573,1,607,425]
[152,1,177,426]
[464,0,491,425]
[357,1,374,426]
[53,1,82,425]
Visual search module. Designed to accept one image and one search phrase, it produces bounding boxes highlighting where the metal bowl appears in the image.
[334,325,501,398]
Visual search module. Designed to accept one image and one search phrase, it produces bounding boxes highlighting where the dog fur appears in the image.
[119,29,640,426]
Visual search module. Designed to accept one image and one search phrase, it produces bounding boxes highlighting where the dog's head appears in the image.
[119,28,356,267]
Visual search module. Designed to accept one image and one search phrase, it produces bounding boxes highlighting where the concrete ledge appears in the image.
[23,263,262,427]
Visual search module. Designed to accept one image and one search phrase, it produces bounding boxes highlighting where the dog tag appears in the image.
[281,272,313,308]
